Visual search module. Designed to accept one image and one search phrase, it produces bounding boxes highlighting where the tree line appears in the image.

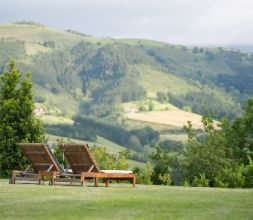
[46,115,159,153]
[1,61,253,188]
[148,100,253,187]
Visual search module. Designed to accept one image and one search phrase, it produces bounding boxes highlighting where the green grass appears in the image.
[122,99,178,112]
[131,64,200,97]
[34,85,79,117]
[0,23,114,48]
[95,136,126,153]
[40,115,74,125]
[127,160,147,170]
[0,180,252,220]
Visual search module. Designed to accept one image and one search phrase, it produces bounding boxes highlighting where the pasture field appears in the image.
[127,109,204,129]
[135,64,200,97]
[0,180,252,220]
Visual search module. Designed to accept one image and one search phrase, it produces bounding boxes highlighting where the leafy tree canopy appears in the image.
[0,60,44,177]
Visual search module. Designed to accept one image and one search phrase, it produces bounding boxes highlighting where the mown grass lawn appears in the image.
[0,179,252,220]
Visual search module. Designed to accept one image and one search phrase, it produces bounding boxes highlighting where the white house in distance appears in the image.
[34,104,45,116]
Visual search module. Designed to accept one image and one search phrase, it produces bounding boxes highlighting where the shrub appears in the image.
[214,166,245,188]
[142,162,153,185]
[158,173,172,185]
[192,173,209,187]
[242,157,253,188]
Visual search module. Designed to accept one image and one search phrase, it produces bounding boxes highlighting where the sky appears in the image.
[1,0,253,45]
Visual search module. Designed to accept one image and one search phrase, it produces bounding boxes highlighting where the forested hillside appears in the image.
[1,21,252,120]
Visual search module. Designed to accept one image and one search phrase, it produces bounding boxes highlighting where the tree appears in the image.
[142,162,153,184]
[132,162,153,184]
[181,117,233,186]
[157,92,168,103]
[128,135,142,151]
[150,145,182,185]
[0,61,44,177]
[222,99,253,164]
[148,101,154,111]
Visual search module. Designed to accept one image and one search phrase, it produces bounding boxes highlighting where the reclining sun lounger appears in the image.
[10,143,62,184]
[58,144,136,187]
[10,143,79,185]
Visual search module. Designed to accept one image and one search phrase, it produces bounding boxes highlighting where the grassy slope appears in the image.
[122,64,206,130]
[95,136,126,153]
[34,85,80,117]
[127,159,147,170]
[131,64,200,97]
[0,23,105,47]
[0,180,252,220]
[0,23,231,117]
[0,22,220,144]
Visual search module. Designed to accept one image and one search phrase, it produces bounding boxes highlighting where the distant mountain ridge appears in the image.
[0,21,252,120]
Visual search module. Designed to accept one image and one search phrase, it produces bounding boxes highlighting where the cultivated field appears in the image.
[0,180,252,220]
[127,109,204,129]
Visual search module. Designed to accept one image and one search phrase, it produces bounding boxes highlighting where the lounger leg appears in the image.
[133,177,136,188]
[81,177,85,186]
[38,175,42,185]
[95,177,99,187]
[105,179,109,187]
[10,172,16,184]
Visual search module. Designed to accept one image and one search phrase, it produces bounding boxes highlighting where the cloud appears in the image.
[0,0,253,45]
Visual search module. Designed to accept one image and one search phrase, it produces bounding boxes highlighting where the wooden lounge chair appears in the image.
[58,144,136,187]
[10,143,77,185]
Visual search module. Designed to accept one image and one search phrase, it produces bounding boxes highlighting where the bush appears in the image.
[142,162,153,184]
[158,173,172,185]
[51,87,60,94]
[133,162,153,184]
[132,167,143,184]
[242,157,253,188]
[192,173,209,187]
[214,166,245,188]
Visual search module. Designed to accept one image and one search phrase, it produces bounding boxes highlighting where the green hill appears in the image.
[1,21,253,161]
[1,21,252,120]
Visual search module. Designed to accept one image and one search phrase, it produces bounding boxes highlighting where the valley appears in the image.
[1,21,253,167]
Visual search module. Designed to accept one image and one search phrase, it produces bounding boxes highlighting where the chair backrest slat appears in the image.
[58,144,100,174]
[19,143,62,173]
